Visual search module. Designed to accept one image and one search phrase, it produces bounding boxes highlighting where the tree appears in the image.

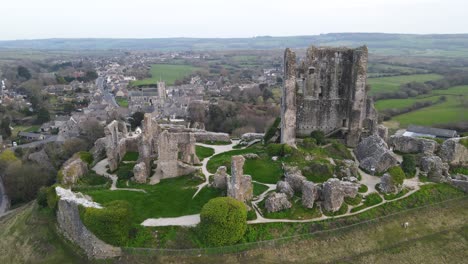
[0,117,12,138]
[401,155,416,177]
[17,66,31,80]
[3,162,53,205]
[130,112,145,130]
[198,197,247,246]
[388,166,406,185]
[36,108,50,124]
[63,102,74,114]
[80,119,104,147]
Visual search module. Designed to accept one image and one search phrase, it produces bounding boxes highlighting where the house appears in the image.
[403,125,458,139]
[18,132,46,141]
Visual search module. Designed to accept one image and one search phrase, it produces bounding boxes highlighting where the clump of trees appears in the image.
[0,150,55,205]
[198,197,247,246]
[401,154,417,177]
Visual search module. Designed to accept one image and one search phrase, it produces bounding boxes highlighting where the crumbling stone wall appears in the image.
[281,45,377,147]
[227,155,253,203]
[57,200,121,259]
[151,130,199,183]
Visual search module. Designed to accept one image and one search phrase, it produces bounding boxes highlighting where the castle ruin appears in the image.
[281,46,377,147]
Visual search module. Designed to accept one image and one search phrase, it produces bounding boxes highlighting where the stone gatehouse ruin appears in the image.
[281,45,377,147]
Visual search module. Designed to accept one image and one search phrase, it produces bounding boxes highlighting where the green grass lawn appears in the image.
[195,145,215,161]
[368,73,442,95]
[253,182,269,196]
[116,97,129,108]
[122,152,139,162]
[206,147,283,184]
[130,64,201,86]
[83,175,222,225]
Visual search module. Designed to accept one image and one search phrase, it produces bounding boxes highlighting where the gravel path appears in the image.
[92,159,146,193]
[192,140,240,198]
[141,214,200,227]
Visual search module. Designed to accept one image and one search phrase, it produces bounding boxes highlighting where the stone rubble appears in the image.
[322,178,358,212]
[227,155,253,203]
[276,180,294,198]
[212,166,228,189]
[354,135,398,173]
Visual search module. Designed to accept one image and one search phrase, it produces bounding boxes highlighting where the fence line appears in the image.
[122,196,468,256]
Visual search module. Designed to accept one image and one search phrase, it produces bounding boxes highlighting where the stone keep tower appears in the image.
[281,45,377,147]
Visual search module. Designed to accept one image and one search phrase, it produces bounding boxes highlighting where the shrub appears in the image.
[264,117,281,143]
[37,187,48,208]
[310,130,326,145]
[81,200,132,246]
[266,143,292,157]
[388,166,406,185]
[301,138,317,149]
[401,154,416,178]
[46,186,59,211]
[344,194,362,206]
[79,151,93,165]
[460,138,468,149]
[358,184,368,193]
[198,197,247,246]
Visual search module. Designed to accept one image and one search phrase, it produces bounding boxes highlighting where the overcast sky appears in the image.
[0,0,466,40]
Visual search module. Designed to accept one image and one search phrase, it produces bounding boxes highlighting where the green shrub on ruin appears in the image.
[266,143,293,157]
[401,154,417,177]
[388,166,406,185]
[79,151,93,165]
[198,197,247,246]
[81,200,132,246]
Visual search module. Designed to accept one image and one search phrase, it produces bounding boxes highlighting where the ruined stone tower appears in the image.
[281,45,377,147]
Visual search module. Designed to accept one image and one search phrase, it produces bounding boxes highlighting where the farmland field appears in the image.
[130,64,201,86]
[375,96,440,111]
[390,85,468,127]
[368,73,443,95]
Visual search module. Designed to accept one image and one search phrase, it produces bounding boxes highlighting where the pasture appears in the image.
[368,73,442,95]
[389,85,468,127]
[130,64,201,86]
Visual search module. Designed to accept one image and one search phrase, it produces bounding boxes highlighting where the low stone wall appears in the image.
[194,131,231,143]
[56,199,121,259]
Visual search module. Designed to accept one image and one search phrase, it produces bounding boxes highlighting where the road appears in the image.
[96,77,119,108]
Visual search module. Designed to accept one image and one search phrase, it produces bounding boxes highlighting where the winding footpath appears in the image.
[93,140,426,227]
[92,159,146,193]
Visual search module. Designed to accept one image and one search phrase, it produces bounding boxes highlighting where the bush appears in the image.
[198,197,247,246]
[310,130,326,145]
[358,184,368,193]
[388,166,406,185]
[266,143,292,157]
[37,187,48,208]
[344,194,362,206]
[301,138,317,149]
[81,200,132,246]
[46,186,59,211]
[401,154,416,178]
[263,117,281,143]
[460,138,468,149]
[79,151,93,165]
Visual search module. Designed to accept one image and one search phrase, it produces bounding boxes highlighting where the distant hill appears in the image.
[1,33,468,56]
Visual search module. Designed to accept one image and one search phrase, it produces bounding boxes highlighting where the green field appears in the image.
[375,96,440,111]
[382,85,468,127]
[368,74,443,95]
[131,64,201,86]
